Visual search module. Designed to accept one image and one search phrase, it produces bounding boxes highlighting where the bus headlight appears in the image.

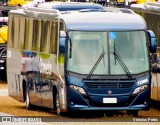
[69,85,86,95]
[132,85,148,95]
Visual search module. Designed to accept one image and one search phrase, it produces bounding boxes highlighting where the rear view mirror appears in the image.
[59,31,66,53]
[147,30,156,53]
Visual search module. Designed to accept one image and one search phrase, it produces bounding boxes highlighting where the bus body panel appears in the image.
[7,12,66,110]
[7,48,23,101]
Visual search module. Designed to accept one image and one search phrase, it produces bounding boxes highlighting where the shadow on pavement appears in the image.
[60,110,126,119]
[150,99,160,110]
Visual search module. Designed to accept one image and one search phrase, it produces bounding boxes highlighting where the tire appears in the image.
[25,86,32,110]
[127,110,138,117]
[105,111,114,117]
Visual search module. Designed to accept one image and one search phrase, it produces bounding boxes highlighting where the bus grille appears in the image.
[84,81,134,89]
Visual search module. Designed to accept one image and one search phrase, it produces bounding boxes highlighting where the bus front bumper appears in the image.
[67,88,150,111]
[69,104,149,110]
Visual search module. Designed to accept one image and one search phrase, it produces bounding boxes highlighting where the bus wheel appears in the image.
[25,86,32,110]
[127,110,138,117]
[56,93,61,115]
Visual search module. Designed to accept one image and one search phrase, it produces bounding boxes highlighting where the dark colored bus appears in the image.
[7,6,156,116]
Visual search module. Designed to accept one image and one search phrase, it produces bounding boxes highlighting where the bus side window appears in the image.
[8,14,13,48]
[50,19,58,54]
[19,17,25,50]
[45,20,51,53]
[32,19,41,52]
[14,16,20,49]
[60,22,65,31]
[40,20,50,53]
[24,18,33,51]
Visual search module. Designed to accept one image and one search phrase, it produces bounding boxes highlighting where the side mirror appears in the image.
[59,31,66,53]
[147,30,156,53]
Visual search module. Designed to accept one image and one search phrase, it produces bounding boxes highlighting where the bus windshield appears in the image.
[67,31,149,75]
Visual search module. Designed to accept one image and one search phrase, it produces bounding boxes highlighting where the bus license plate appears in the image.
[103,98,117,103]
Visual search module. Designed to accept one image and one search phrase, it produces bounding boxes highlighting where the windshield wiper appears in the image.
[113,44,132,79]
[87,48,105,79]
[69,37,72,58]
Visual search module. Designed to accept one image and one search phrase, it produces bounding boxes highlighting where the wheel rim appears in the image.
[26,88,29,108]
[56,94,60,115]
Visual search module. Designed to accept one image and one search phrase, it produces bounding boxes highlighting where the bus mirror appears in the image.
[147,30,157,53]
[59,31,66,53]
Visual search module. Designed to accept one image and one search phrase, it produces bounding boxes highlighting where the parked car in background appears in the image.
[0,16,8,81]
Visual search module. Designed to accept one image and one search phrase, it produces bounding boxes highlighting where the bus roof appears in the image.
[37,2,103,11]
[9,7,146,31]
[60,10,147,31]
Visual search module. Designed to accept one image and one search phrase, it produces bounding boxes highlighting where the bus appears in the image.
[7,7,156,116]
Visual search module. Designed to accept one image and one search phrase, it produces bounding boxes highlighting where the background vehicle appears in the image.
[0,16,8,81]
[7,6,156,116]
